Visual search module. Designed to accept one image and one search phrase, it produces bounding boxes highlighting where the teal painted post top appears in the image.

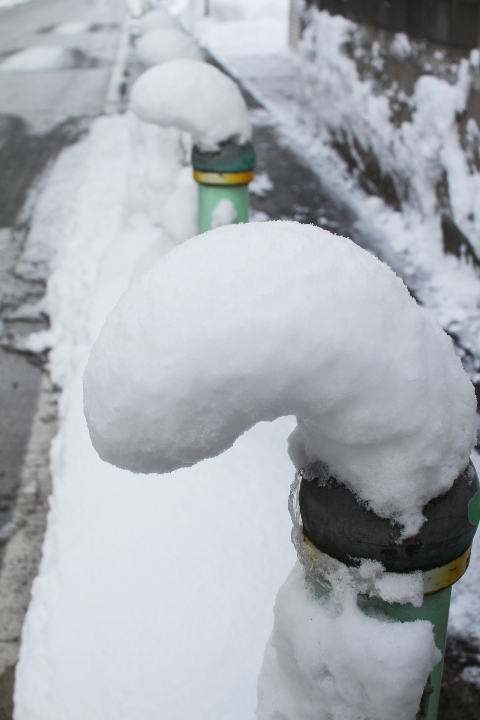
[192,139,256,234]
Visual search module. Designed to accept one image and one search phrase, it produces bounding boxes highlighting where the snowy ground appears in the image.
[14,79,298,720]
[10,0,480,718]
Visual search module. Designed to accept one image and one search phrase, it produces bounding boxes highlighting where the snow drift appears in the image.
[83,221,476,536]
[138,7,178,33]
[130,58,251,151]
[257,563,440,720]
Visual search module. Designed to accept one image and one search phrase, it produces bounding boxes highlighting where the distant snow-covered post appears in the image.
[83,221,478,720]
[289,0,302,49]
[192,139,255,233]
[131,59,255,234]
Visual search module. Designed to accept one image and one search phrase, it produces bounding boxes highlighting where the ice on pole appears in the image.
[83,220,476,538]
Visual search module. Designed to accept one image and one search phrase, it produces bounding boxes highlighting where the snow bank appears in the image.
[0,46,69,72]
[130,58,251,151]
[16,112,297,720]
[136,27,202,66]
[160,165,198,243]
[257,563,440,720]
[211,198,237,228]
[171,0,288,51]
[53,21,89,35]
[84,221,476,536]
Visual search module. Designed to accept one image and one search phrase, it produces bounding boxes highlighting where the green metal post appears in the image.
[192,139,255,234]
[358,588,451,720]
[297,461,480,720]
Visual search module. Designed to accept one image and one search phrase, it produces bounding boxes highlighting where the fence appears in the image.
[305,0,480,49]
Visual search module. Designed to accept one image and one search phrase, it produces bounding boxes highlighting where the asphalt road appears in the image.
[0,0,125,713]
[0,0,125,561]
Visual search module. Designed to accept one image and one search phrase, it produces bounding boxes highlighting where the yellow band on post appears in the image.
[423,546,472,595]
[301,535,472,596]
[193,169,255,185]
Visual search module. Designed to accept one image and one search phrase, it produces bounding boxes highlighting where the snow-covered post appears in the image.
[83,221,478,720]
[131,59,254,234]
[295,460,480,720]
[192,139,255,232]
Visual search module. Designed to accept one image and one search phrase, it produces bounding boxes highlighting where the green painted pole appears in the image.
[298,461,480,720]
[359,587,452,719]
[192,139,255,234]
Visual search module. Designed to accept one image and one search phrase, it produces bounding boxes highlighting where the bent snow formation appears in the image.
[136,28,202,67]
[130,59,251,152]
[83,221,476,537]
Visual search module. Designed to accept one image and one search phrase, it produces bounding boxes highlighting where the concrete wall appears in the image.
[306,0,480,49]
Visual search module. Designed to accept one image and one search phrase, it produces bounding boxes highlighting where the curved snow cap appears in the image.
[136,28,202,67]
[83,221,476,536]
[138,7,178,33]
[130,59,251,151]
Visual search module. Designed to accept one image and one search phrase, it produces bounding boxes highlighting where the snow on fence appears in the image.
[131,57,255,232]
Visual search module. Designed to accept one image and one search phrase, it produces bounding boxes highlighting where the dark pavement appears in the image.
[0,0,125,715]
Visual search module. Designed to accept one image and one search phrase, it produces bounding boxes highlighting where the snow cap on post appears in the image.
[130,59,251,151]
[138,7,178,33]
[136,28,202,67]
[83,221,476,537]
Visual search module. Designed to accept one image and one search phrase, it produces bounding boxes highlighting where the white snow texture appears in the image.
[257,563,440,720]
[0,46,69,72]
[130,58,251,150]
[83,220,476,537]
[136,27,202,66]
[138,6,179,32]
[211,198,237,228]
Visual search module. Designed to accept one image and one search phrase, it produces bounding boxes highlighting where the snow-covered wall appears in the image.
[298,8,480,399]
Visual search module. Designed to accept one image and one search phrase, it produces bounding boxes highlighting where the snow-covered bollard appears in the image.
[136,28,202,67]
[192,138,255,232]
[130,59,255,234]
[293,460,479,720]
[138,6,179,33]
[83,221,477,720]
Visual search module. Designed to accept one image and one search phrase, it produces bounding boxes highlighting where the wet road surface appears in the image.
[0,0,125,713]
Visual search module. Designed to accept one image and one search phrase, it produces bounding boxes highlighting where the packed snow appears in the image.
[83,221,475,537]
[250,171,274,197]
[211,197,237,227]
[131,58,251,150]
[191,0,289,56]
[257,563,440,720]
[136,27,202,66]
[14,111,297,720]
